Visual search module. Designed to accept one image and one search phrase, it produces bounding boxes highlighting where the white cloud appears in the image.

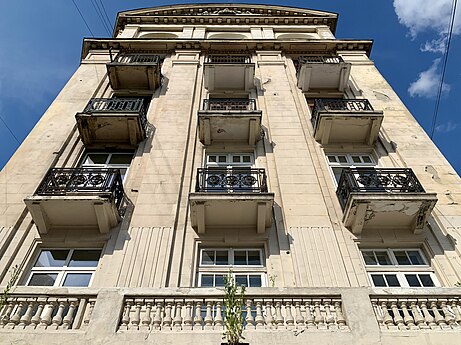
[436,121,458,132]
[421,36,448,53]
[408,59,451,98]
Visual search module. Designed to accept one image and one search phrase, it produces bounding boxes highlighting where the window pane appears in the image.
[215,251,229,265]
[201,250,215,265]
[362,252,377,265]
[394,251,411,265]
[234,251,247,265]
[85,154,108,165]
[327,156,337,163]
[375,252,392,265]
[248,251,261,265]
[371,274,386,287]
[232,156,240,163]
[218,156,227,163]
[362,156,372,163]
[69,250,101,267]
[201,275,214,287]
[351,156,361,163]
[338,156,347,163]
[209,155,217,163]
[34,250,69,267]
[405,274,421,287]
[109,153,132,165]
[385,274,400,287]
[28,273,58,286]
[418,274,435,287]
[242,156,251,163]
[407,251,425,265]
[215,275,225,287]
[235,275,248,287]
[333,167,344,183]
[63,273,92,287]
[249,275,262,287]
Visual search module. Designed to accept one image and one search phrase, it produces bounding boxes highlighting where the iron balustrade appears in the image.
[112,53,160,65]
[82,98,148,131]
[298,55,344,64]
[36,168,124,210]
[205,55,252,64]
[311,98,375,129]
[336,168,426,209]
[195,168,268,193]
[202,98,257,111]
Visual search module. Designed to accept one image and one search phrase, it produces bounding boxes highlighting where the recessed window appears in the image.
[206,153,254,167]
[326,153,375,184]
[81,152,133,180]
[27,249,101,287]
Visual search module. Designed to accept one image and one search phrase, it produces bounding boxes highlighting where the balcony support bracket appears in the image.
[350,202,367,235]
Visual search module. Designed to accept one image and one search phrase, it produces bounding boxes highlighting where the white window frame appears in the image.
[205,153,255,168]
[326,153,376,185]
[80,151,134,182]
[361,248,439,288]
[26,249,101,288]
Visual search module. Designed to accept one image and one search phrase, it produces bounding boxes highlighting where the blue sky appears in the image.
[0,1,460,172]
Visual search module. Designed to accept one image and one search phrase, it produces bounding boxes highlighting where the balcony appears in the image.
[297,55,351,92]
[189,168,274,234]
[203,55,255,92]
[311,99,383,145]
[198,99,262,145]
[107,53,161,90]
[336,168,437,235]
[24,168,124,234]
[75,98,147,147]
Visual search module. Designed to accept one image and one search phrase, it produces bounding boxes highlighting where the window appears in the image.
[197,248,265,287]
[26,249,101,287]
[361,249,438,288]
[81,152,133,181]
[326,153,375,183]
[206,153,254,167]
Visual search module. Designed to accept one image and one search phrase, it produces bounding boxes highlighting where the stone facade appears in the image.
[1,4,461,345]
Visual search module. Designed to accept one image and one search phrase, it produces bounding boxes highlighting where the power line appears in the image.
[90,0,111,36]
[71,0,95,37]
[430,0,458,138]
[0,115,21,145]
[99,0,113,33]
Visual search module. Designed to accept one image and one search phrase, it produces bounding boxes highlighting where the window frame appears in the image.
[205,153,255,168]
[80,151,134,182]
[325,153,376,186]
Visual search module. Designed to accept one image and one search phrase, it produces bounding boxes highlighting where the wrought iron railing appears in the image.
[336,168,426,209]
[298,55,344,64]
[195,168,268,193]
[202,98,257,111]
[311,98,375,129]
[205,55,252,64]
[111,53,160,65]
[81,98,148,131]
[36,168,124,210]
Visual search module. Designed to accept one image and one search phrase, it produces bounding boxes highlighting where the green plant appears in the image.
[223,271,246,345]
[268,274,277,287]
[0,265,20,310]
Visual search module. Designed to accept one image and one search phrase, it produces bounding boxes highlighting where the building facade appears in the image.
[1,3,461,345]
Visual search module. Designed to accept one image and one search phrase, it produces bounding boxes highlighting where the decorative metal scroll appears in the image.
[113,53,160,64]
[195,168,268,193]
[202,98,256,111]
[311,98,374,129]
[205,55,252,64]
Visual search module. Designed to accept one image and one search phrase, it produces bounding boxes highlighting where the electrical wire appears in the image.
[0,115,21,145]
[99,0,113,32]
[90,0,111,36]
[71,0,95,37]
[430,0,458,138]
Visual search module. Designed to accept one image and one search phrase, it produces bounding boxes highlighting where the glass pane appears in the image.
[63,273,92,287]
[375,252,392,265]
[28,273,58,286]
[338,156,347,163]
[218,156,227,163]
[209,155,217,163]
[215,275,225,287]
[362,252,377,265]
[232,156,241,163]
[333,167,344,183]
[234,251,247,265]
[69,250,101,267]
[407,251,425,265]
[351,156,361,163]
[419,274,435,287]
[405,274,421,287]
[249,275,262,287]
[201,275,214,287]
[362,156,372,163]
[385,274,400,287]
[119,168,128,181]
[85,154,108,165]
[242,156,251,163]
[34,250,69,267]
[327,156,337,163]
[394,251,411,265]
[201,250,215,265]
[235,275,248,287]
[215,251,229,265]
[371,275,386,287]
[248,251,261,265]
[109,153,132,165]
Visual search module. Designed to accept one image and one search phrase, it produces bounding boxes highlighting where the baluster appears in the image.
[183,301,193,330]
[451,300,461,326]
[264,301,274,329]
[419,300,436,328]
[120,299,133,331]
[173,301,183,331]
[284,300,294,329]
[1,300,15,327]
[215,301,223,330]
[313,300,326,329]
[62,299,79,330]
[141,300,153,331]
[254,300,265,329]
[430,300,447,328]
[399,301,416,329]
[152,301,163,330]
[409,301,426,329]
[18,299,36,328]
[29,299,46,329]
[334,300,346,328]
[324,300,336,329]
[389,300,405,330]
[380,301,395,329]
[50,299,68,330]
[274,301,284,328]
[193,301,203,330]
[294,300,304,329]
[163,301,173,330]
[39,300,56,329]
[304,300,315,328]
[204,301,213,330]
[82,299,96,329]
[440,300,455,326]
[7,299,26,329]
[130,299,143,331]
[245,300,255,330]
[372,300,384,329]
